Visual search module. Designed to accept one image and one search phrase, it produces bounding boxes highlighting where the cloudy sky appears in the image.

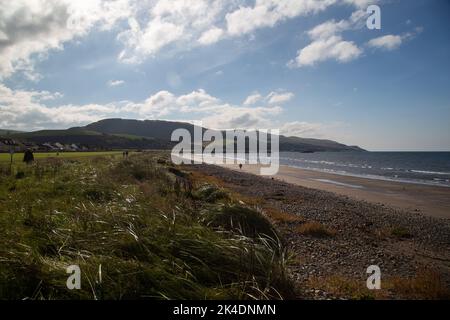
[0,0,449,151]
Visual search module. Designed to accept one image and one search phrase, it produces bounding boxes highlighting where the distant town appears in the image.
[0,137,99,153]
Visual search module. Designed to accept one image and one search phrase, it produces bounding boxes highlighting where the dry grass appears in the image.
[263,207,304,224]
[296,222,336,238]
[187,169,228,189]
[309,269,450,300]
[375,226,414,241]
[308,276,384,300]
[387,270,450,300]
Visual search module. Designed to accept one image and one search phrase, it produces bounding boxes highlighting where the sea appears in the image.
[279,152,450,188]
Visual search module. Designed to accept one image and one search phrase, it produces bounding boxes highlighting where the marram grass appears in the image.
[0,152,294,300]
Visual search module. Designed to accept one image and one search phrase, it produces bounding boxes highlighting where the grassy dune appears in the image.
[0,152,293,300]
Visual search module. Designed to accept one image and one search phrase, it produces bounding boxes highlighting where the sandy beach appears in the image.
[217,164,450,219]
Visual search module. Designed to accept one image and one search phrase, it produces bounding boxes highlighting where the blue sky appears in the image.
[0,0,449,151]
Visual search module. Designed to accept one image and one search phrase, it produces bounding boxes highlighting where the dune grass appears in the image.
[0,152,294,300]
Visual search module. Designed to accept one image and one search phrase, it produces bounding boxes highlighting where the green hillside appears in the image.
[4,118,365,152]
[10,127,172,150]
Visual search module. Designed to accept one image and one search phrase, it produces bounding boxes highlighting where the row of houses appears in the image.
[39,142,88,152]
[0,138,89,153]
[0,138,19,152]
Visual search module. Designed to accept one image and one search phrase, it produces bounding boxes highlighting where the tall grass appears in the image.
[0,152,294,300]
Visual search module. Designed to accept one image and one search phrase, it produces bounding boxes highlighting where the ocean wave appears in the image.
[313,179,364,189]
[283,165,450,188]
[410,170,450,175]
[280,157,370,169]
[279,152,450,187]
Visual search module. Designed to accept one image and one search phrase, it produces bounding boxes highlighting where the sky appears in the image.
[0,0,449,151]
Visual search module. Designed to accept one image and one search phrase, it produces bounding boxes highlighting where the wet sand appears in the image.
[218,164,450,219]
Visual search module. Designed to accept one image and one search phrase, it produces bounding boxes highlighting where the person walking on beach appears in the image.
[239,163,243,170]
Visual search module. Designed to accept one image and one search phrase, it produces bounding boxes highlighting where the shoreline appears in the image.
[281,165,450,188]
[217,163,450,219]
[188,162,450,299]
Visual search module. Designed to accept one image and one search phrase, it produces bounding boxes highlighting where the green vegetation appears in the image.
[0,152,294,300]
[390,226,413,239]
[0,151,122,163]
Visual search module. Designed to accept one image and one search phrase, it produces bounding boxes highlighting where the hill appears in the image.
[6,118,365,152]
[82,119,365,152]
[0,129,23,136]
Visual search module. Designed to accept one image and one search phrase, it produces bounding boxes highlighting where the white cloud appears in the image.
[0,83,118,130]
[117,0,227,63]
[0,0,132,79]
[243,92,263,106]
[281,121,326,138]
[225,4,277,36]
[225,0,339,36]
[294,35,362,67]
[198,27,224,45]
[280,120,348,140]
[139,90,176,117]
[291,5,421,67]
[202,105,282,129]
[305,9,368,40]
[137,88,284,130]
[0,0,385,77]
[367,26,423,51]
[108,80,125,87]
[307,19,350,40]
[266,91,294,104]
[367,34,403,51]
[343,0,376,8]
[290,10,367,68]
[243,90,294,106]
[118,17,184,63]
[0,83,287,131]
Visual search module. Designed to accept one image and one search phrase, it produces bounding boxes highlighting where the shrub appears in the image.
[193,184,229,203]
[203,205,278,240]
